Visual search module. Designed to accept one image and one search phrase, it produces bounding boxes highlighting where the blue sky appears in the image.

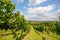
[12,0,60,21]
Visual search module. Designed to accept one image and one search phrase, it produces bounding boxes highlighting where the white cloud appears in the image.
[57,9,60,16]
[29,0,47,5]
[28,5,55,15]
[24,5,59,21]
[25,14,58,21]
[17,0,24,3]
[24,15,37,20]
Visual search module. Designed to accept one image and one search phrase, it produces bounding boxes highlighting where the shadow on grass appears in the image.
[0,33,12,36]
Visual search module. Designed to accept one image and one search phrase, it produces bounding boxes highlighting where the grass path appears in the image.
[23,26,42,40]
[23,26,60,40]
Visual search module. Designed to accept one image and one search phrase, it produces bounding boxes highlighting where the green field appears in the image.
[0,26,60,40]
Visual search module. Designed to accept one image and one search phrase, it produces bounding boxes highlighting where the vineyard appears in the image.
[0,0,60,40]
[0,22,60,40]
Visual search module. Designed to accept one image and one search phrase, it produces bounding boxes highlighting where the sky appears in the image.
[12,0,60,21]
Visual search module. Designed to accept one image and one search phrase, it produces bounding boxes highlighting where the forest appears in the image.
[0,0,60,40]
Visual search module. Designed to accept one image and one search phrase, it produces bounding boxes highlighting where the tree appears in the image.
[0,0,30,40]
[0,0,15,29]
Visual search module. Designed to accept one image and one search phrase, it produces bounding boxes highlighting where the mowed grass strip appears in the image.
[23,26,42,40]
